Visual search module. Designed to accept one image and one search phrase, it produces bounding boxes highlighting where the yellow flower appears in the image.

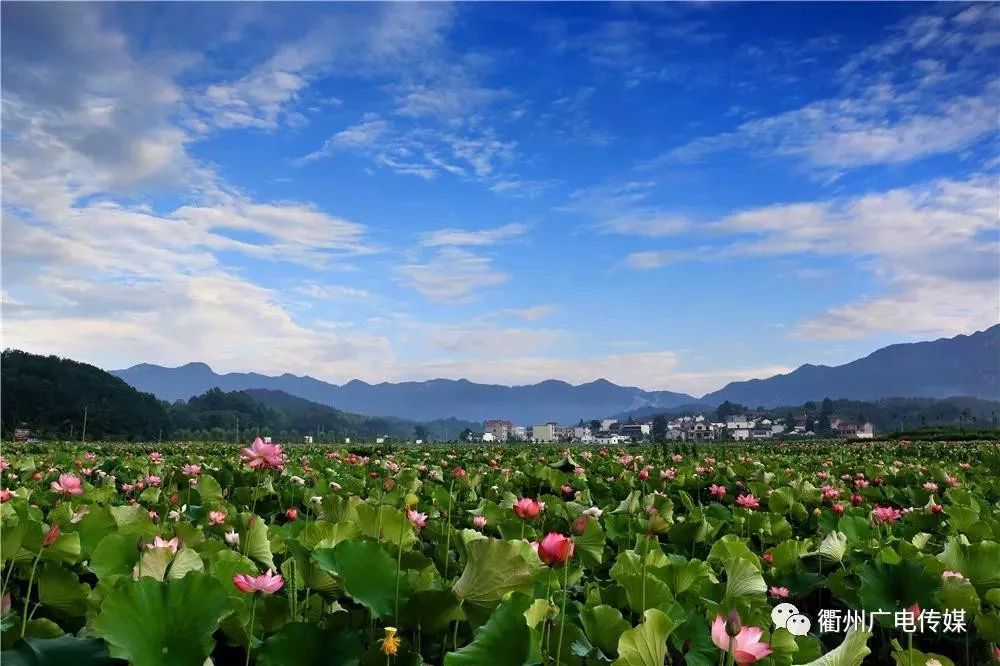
[381,626,401,656]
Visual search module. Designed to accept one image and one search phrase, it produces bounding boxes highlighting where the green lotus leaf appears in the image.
[314,539,402,619]
[296,520,358,550]
[109,505,156,538]
[256,622,361,666]
[937,538,1000,589]
[91,572,231,666]
[445,593,540,666]
[722,557,766,604]
[580,604,630,656]
[0,635,117,666]
[797,626,870,666]
[574,516,605,568]
[166,548,204,580]
[452,538,535,611]
[240,513,274,570]
[37,563,89,617]
[612,608,677,666]
[353,504,417,550]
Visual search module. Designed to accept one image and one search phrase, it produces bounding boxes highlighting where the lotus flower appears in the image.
[711,614,772,665]
[407,509,428,529]
[42,524,60,547]
[537,532,574,567]
[736,494,760,510]
[769,586,790,599]
[709,484,727,500]
[182,464,202,476]
[0,489,13,503]
[473,515,487,528]
[942,570,965,580]
[233,570,284,595]
[146,536,180,554]
[514,497,543,520]
[240,437,285,470]
[149,452,164,464]
[208,510,227,525]
[51,474,84,495]
[285,508,298,521]
[872,506,902,524]
[224,530,240,547]
[583,506,603,519]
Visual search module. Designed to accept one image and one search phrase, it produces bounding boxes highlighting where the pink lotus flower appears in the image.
[285,508,298,521]
[769,586,790,599]
[146,536,180,554]
[0,489,13,503]
[922,481,939,492]
[537,532,574,568]
[711,614,772,665]
[405,508,428,529]
[452,466,467,479]
[240,437,285,470]
[233,570,284,595]
[942,570,965,580]
[514,497,543,520]
[182,464,202,476]
[736,494,760,510]
[51,474,84,496]
[872,506,902,525]
[762,552,773,566]
[831,503,845,516]
[208,510,227,525]
[121,483,134,493]
[851,493,863,506]
[146,475,162,487]
[709,484,727,500]
[929,503,943,514]
[42,524,61,547]
[149,452,164,464]
[473,515,487,529]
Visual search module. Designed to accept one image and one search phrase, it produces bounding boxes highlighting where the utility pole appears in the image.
[158,428,162,445]
[236,414,240,444]
[81,406,88,443]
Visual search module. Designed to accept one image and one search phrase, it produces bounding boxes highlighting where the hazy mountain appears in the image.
[110,365,698,424]
[702,324,1000,408]
[111,325,999,422]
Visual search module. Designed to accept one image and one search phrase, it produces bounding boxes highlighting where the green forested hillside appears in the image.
[2,349,169,440]
[2,350,475,441]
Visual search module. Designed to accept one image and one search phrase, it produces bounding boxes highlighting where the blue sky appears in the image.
[3,2,998,396]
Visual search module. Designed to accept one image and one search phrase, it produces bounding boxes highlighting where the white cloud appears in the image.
[498,305,559,322]
[658,7,999,173]
[419,223,528,247]
[297,284,372,301]
[395,248,508,302]
[618,174,1000,340]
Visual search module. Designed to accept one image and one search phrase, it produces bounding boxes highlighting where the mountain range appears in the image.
[111,324,1000,424]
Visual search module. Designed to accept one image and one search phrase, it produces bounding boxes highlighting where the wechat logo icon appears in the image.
[772,603,811,636]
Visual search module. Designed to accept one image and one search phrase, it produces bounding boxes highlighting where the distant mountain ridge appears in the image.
[702,324,999,407]
[111,324,1000,422]
[109,365,699,424]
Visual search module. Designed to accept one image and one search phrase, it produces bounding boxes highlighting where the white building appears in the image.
[510,426,527,440]
[530,423,557,442]
[482,432,496,442]
[600,419,619,432]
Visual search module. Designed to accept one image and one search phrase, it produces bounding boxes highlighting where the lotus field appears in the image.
[1,439,999,666]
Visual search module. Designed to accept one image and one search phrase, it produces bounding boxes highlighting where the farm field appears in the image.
[1,439,998,666]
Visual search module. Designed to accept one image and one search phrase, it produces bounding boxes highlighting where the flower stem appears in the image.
[394,500,407,622]
[20,550,42,639]
[443,478,455,580]
[245,595,258,666]
[555,564,570,666]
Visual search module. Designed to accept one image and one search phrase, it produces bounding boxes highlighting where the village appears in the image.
[469,412,875,444]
